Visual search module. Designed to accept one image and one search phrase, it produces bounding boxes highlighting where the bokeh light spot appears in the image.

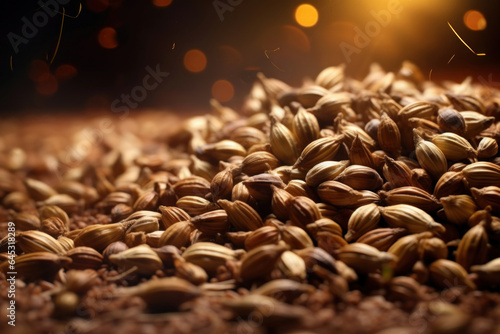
[281,25,311,52]
[87,0,109,13]
[295,4,318,28]
[55,65,78,80]
[464,10,486,31]
[28,60,50,83]
[211,80,234,102]
[98,27,118,49]
[36,74,58,96]
[184,49,207,73]
[218,45,243,71]
[153,0,172,7]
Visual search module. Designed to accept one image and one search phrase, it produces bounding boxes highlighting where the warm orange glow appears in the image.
[28,60,50,83]
[153,0,172,7]
[98,27,118,49]
[55,65,78,80]
[211,80,234,102]
[448,21,486,56]
[36,74,58,96]
[87,0,109,13]
[464,10,486,31]
[295,4,318,28]
[184,49,207,73]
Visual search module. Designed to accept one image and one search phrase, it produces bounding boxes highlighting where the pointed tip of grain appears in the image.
[380,251,398,263]
[209,98,221,109]
[352,134,361,144]
[470,187,480,197]
[430,222,446,236]
[256,72,267,85]
[384,155,394,164]
[344,231,354,243]
[378,190,388,201]
[216,199,231,209]
[412,128,422,144]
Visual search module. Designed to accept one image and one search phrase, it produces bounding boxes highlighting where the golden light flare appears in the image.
[211,79,234,102]
[447,21,485,56]
[153,0,173,7]
[264,48,284,72]
[50,7,65,64]
[98,27,118,49]
[184,49,207,73]
[463,10,486,31]
[295,4,318,28]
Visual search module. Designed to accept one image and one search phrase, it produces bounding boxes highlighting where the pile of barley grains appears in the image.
[1,62,500,334]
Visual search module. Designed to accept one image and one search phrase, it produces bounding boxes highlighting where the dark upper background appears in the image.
[1,0,499,116]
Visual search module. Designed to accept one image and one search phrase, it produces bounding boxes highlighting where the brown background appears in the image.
[1,0,499,115]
